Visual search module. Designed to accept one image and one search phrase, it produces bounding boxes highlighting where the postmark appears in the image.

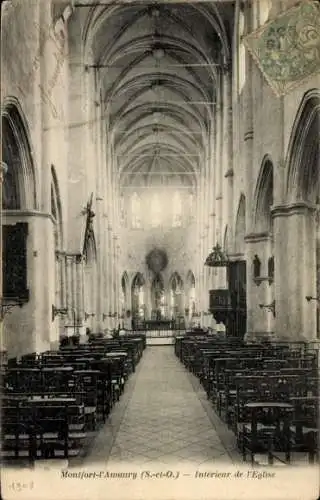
[244,0,320,96]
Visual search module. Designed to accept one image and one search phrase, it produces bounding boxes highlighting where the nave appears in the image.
[74,346,237,467]
[1,3,320,498]
[2,330,319,470]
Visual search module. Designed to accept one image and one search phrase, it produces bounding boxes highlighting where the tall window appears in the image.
[188,191,194,221]
[152,274,165,319]
[170,273,183,318]
[120,194,126,226]
[131,192,141,228]
[151,193,161,227]
[187,271,196,319]
[172,191,182,227]
[132,273,145,318]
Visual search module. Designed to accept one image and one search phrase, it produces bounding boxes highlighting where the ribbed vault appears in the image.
[75,1,233,189]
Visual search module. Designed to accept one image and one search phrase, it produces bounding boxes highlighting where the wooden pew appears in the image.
[2,396,86,461]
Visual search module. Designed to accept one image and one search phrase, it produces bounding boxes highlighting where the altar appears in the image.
[144,319,173,330]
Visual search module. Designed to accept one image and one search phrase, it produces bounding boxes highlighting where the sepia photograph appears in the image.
[0,0,319,499]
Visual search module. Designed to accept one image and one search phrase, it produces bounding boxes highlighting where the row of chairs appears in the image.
[175,332,319,466]
[1,333,146,462]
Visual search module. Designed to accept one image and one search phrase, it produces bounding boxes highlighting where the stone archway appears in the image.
[246,156,274,341]
[169,272,184,319]
[131,272,146,326]
[274,90,320,340]
[1,99,39,355]
[151,273,165,320]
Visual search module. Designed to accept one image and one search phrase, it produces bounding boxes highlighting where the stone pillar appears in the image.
[243,1,254,339]
[54,250,65,342]
[244,233,274,341]
[222,69,232,229]
[215,108,222,245]
[222,68,234,252]
[95,92,104,331]
[76,254,84,328]
[273,202,317,340]
[65,254,75,335]
[60,251,67,309]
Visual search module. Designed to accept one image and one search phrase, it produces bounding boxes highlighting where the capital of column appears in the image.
[65,253,83,264]
[271,201,317,219]
[245,231,272,243]
[75,254,84,264]
[244,130,254,142]
[55,250,66,262]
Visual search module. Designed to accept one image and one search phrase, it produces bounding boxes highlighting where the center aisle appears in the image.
[75,346,237,467]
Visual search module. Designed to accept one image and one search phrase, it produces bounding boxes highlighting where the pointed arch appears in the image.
[172,190,182,227]
[1,97,37,210]
[169,271,184,291]
[131,191,141,228]
[121,271,129,292]
[234,194,246,254]
[152,273,164,290]
[131,272,145,318]
[132,272,145,290]
[286,89,320,204]
[151,192,161,227]
[186,270,195,288]
[253,155,274,233]
[151,273,165,319]
[169,271,184,318]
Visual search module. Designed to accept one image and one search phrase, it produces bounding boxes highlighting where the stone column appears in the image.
[76,254,84,330]
[72,254,78,325]
[65,254,74,328]
[60,251,67,309]
[95,90,103,331]
[199,168,206,324]
[243,1,254,339]
[244,233,274,341]
[222,68,234,247]
[273,202,317,340]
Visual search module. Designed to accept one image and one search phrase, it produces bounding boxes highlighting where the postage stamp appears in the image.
[244,0,320,97]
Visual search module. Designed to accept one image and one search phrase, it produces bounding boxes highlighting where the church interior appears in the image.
[1,0,320,475]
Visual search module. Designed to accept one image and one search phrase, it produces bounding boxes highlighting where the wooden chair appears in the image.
[241,402,294,466]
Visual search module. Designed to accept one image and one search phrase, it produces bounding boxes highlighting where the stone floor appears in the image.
[72,346,241,467]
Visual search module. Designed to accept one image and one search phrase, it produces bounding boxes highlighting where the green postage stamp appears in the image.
[244,0,320,96]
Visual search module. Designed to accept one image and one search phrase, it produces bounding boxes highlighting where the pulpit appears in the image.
[209,289,232,326]
[205,244,247,337]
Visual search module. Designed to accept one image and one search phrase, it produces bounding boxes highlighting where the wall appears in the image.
[119,188,198,317]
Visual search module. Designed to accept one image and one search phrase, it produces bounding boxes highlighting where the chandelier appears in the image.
[204,243,229,267]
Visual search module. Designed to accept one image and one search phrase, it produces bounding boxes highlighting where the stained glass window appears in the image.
[172,191,182,227]
[131,192,141,228]
[151,193,161,227]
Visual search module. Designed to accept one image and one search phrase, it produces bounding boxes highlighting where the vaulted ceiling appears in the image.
[71,1,234,190]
